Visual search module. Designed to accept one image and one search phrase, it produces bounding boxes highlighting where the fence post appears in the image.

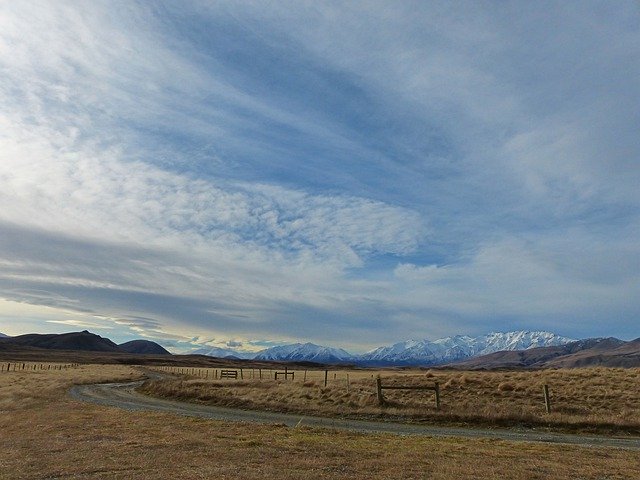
[240,368,244,380]
[376,377,384,405]
[346,374,350,393]
[324,370,328,387]
[434,382,441,410]
[259,368,262,380]
[303,370,307,382]
[543,384,551,414]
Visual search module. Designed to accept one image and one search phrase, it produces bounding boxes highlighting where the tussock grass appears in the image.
[1,365,639,479]
[142,367,640,434]
[0,362,142,410]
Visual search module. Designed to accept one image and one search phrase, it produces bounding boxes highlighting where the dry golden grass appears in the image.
[1,365,639,479]
[142,366,640,433]
[0,362,143,411]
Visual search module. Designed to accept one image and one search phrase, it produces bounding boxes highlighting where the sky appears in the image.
[0,1,638,353]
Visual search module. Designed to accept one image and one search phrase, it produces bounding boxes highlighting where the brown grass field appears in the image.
[1,363,639,479]
[142,366,640,434]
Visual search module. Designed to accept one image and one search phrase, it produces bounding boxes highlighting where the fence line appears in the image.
[1,362,79,372]
[144,366,562,415]
[376,377,441,410]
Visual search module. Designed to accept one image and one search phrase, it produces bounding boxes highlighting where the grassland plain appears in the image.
[1,364,639,479]
[141,366,640,434]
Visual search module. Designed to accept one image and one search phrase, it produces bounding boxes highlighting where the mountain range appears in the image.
[195,331,576,366]
[452,337,640,369]
[2,329,638,368]
[357,331,574,366]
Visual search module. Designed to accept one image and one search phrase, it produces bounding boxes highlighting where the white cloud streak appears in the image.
[0,1,638,348]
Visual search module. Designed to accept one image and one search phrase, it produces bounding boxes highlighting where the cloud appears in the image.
[0,1,638,348]
[47,319,113,330]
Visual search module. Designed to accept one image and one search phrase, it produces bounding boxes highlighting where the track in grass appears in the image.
[70,379,640,451]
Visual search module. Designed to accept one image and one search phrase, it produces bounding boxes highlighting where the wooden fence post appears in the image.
[376,377,384,405]
[259,368,262,380]
[240,368,244,380]
[434,382,441,410]
[346,374,350,393]
[303,370,307,382]
[543,384,551,414]
[324,370,328,387]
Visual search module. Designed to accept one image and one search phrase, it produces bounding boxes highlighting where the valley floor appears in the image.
[1,364,639,479]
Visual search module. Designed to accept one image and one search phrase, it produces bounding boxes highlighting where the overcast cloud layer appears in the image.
[0,1,638,352]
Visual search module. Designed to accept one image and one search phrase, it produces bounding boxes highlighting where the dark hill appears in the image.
[0,330,121,352]
[119,340,171,355]
[0,333,9,338]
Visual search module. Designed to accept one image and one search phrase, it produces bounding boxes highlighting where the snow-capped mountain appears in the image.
[359,331,574,366]
[191,346,255,359]
[190,331,574,366]
[253,342,354,363]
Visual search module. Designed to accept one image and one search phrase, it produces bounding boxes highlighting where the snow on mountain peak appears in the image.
[358,331,574,366]
[191,331,574,366]
[253,342,354,363]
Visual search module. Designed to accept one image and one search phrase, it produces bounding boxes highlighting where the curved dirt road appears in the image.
[70,380,640,450]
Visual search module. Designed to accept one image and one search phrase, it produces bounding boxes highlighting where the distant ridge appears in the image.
[0,333,9,338]
[0,331,171,355]
[449,337,640,369]
[192,346,254,359]
[0,330,121,352]
[119,340,171,355]
[253,343,354,364]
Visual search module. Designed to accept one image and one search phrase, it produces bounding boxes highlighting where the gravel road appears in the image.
[69,379,640,450]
